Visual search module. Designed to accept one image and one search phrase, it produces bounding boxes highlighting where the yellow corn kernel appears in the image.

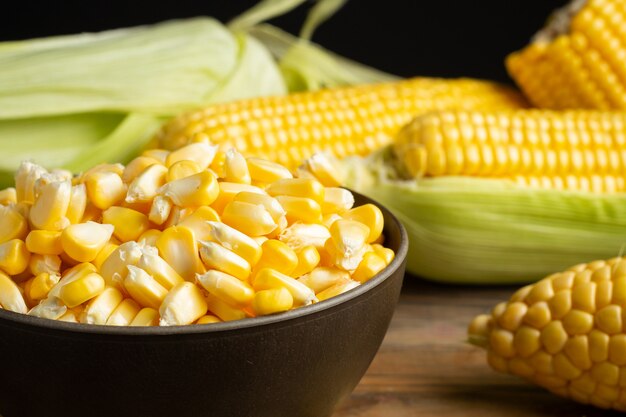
[223,148,251,184]
[137,229,162,247]
[196,314,222,324]
[148,195,173,225]
[25,230,62,255]
[61,221,114,263]
[106,298,141,326]
[58,310,79,323]
[15,162,46,203]
[253,287,294,316]
[247,157,293,183]
[136,246,184,290]
[29,254,61,276]
[298,153,343,187]
[291,246,320,278]
[253,239,298,277]
[176,206,220,241]
[29,272,60,301]
[158,170,219,207]
[100,241,143,289]
[84,171,126,210]
[0,187,16,205]
[82,163,124,178]
[0,205,28,244]
[166,160,203,182]
[125,164,168,204]
[316,280,360,301]
[21,278,36,308]
[80,202,101,223]
[199,241,251,281]
[297,267,351,293]
[330,219,370,267]
[222,201,277,237]
[276,196,322,224]
[28,296,67,319]
[266,178,325,204]
[59,272,106,308]
[29,178,71,231]
[0,239,30,276]
[122,156,161,183]
[205,294,247,322]
[159,282,208,326]
[102,206,150,243]
[342,204,384,243]
[124,265,168,309]
[165,142,217,169]
[130,307,160,326]
[81,287,124,324]
[47,262,97,299]
[66,184,87,224]
[232,192,287,225]
[204,221,261,266]
[197,270,255,307]
[210,183,266,214]
[253,268,317,306]
[155,226,202,280]
[372,243,395,265]
[352,252,388,283]
[321,188,354,214]
[0,271,27,313]
[92,242,118,271]
[279,223,331,252]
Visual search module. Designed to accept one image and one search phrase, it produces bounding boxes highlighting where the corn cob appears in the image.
[0,147,394,324]
[507,0,626,110]
[393,109,626,192]
[469,256,626,411]
[156,77,527,169]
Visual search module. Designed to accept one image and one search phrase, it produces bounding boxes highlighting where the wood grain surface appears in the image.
[332,276,623,417]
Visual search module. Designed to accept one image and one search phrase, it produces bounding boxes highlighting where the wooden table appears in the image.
[333,275,623,417]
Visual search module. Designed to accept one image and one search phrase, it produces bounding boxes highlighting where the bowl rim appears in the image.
[0,192,408,335]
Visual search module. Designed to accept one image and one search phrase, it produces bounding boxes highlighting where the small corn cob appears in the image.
[157,77,527,169]
[0,148,394,325]
[393,109,626,192]
[469,256,626,411]
[507,0,626,110]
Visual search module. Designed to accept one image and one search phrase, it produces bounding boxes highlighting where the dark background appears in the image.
[0,1,568,84]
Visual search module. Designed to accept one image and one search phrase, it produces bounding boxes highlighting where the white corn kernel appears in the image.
[159,282,208,326]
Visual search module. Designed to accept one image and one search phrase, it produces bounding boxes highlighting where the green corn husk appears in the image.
[0,0,394,188]
[342,152,626,285]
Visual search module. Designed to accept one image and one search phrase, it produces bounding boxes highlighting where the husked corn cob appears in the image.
[507,0,626,110]
[157,77,527,169]
[393,109,626,192]
[0,149,394,326]
[469,256,626,411]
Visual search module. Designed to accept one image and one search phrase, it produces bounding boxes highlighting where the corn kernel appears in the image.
[59,272,106,308]
[125,164,168,204]
[197,270,255,307]
[66,184,87,224]
[316,279,360,301]
[29,254,61,276]
[223,148,251,184]
[253,288,293,316]
[25,230,62,255]
[253,239,298,277]
[290,246,320,278]
[81,287,124,324]
[28,296,67,319]
[158,170,219,207]
[0,206,28,245]
[196,314,221,324]
[29,272,60,301]
[165,142,217,169]
[122,156,161,183]
[321,187,354,214]
[246,157,293,183]
[84,171,126,210]
[222,201,277,237]
[253,268,317,306]
[102,206,150,242]
[298,267,351,293]
[199,241,251,281]
[15,162,46,203]
[298,153,343,187]
[61,221,114,263]
[279,223,331,252]
[130,307,160,326]
[100,241,143,289]
[205,294,247,322]
[159,282,208,326]
[176,206,220,241]
[352,252,387,283]
[29,178,71,231]
[204,221,261,266]
[372,243,395,265]
[266,178,325,204]
[141,149,170,164]
[148,195,172,225]
[137,229,162,247]
[167,160,203,182]
[155,226,202,280]
[0,188,16,205]
[342,204,384,243]
[124,265,168,309]
[136,246,184,290]
[0,271,27,313]
[276,195,322,224]
[106,298,141,326]
[210,183,266,214]
[0,239,30,276]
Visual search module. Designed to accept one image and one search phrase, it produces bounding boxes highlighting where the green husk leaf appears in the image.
[299,0,349,40]
[342,156,626,284]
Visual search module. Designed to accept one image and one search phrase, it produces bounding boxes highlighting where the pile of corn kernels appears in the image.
[0,144,394,326]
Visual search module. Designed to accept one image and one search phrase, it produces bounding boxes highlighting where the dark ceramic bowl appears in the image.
[0,193,407,417]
